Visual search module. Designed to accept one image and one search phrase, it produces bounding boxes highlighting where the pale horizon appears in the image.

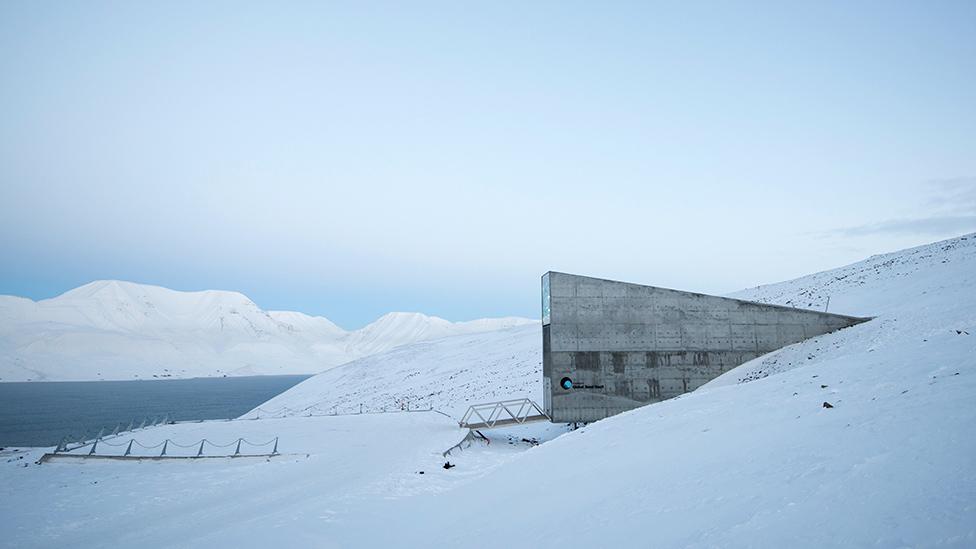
[2,2,974,328]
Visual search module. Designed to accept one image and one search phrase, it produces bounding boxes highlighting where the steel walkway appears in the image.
[458,398,550,430]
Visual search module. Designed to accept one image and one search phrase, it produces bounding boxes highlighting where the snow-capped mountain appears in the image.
[0,280,535,381]
[3,234,973,547]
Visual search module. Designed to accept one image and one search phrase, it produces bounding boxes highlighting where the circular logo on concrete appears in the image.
[560,377,573,390]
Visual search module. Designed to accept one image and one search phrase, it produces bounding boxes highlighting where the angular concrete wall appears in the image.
[542,272,870,423]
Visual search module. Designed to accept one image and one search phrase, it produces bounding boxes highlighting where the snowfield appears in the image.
[0,413,472,547]
[708,231,976,387]
[0,280,534,381]
[248,323,542,418]
[1,233,973,548]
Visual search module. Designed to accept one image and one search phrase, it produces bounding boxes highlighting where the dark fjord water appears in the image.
[0,375,311,448]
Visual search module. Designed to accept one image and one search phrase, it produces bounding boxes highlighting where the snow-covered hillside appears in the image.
[0,280,534,381]
[250,323,542,418]
[386,233,972,547]
[260,233,976,423]
[247,232,971,546]
[705,232,976,387]
[2,234,973,548]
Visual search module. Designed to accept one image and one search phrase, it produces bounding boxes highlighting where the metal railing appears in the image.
[55,414,173,454]
[242,402,440,420]
[51,435,279,459]
[458,398,550,430]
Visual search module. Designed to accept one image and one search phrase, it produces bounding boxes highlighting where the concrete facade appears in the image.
[542,272,870,423]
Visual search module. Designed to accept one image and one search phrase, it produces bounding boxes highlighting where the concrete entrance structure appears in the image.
[542,272,870,423]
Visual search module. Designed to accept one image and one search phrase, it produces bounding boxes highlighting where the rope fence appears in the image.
[48,399,455,458]
[241,401,443,420]
[55,435,279,458]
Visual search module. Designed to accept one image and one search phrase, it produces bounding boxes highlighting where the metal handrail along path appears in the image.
[458,398,550,430]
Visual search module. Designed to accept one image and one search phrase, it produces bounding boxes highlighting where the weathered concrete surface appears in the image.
[542,272,870,423]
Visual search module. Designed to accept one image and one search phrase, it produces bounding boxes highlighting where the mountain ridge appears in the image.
[0,280,535,381]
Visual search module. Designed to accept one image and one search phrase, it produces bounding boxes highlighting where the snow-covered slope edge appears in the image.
[250,323,542,419]
[388,322,974,546]
[3,235,973,547]
[237,233,976,547]
[705,232,976,387]
[264,233,975,423]
[0,280,535,381]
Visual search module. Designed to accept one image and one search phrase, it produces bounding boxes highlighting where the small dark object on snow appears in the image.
[793,392,798,396]
[820,384,828,389]
[822,402,834,409]
[443,462,455,470]
[956,330,970,335]
[418,471,424,474]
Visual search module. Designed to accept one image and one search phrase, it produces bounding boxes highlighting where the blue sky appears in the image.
[1,1,974,328]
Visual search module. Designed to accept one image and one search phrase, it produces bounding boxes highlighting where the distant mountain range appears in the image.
[0,280,535,381]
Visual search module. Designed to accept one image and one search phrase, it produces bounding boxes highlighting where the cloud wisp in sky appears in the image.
[828,178,976,238]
